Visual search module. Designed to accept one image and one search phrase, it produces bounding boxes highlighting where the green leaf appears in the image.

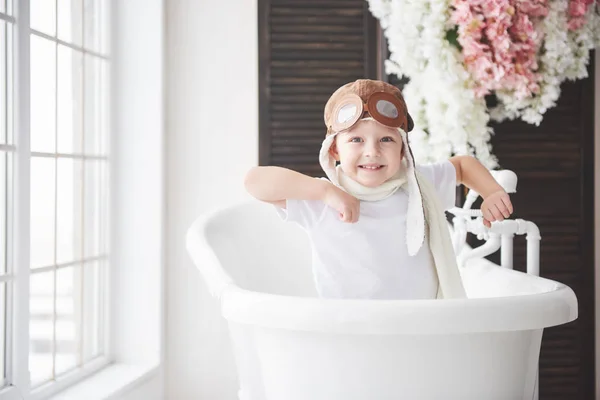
[445,26,462,51]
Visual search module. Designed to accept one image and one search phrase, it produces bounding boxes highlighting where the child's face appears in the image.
[330,119,404,188]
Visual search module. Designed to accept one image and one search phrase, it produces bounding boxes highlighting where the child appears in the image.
[245,79,513,300]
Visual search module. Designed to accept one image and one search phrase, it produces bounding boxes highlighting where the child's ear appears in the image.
[329,142,340,161]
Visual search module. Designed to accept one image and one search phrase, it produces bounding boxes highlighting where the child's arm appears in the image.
[245,166,329,208]
[449,156,514,227]
[244,166,360,223]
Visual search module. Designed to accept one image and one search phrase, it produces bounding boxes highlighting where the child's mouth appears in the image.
[358,164,384,171]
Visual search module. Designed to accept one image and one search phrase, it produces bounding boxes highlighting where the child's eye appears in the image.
[349,137,363,143]
[381,137,395,142]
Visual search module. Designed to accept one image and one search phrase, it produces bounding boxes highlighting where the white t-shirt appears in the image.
[276,161,457,300]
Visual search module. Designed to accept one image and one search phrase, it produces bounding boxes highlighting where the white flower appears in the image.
[367,0,497,167]
[369,0,597,165]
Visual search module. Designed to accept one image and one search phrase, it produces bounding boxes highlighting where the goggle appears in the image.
[329,92,410,134]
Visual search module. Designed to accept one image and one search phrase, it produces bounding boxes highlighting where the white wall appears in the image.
[114,371,164,400]
[112,0,163,366]
[165,0,258,398]
[110,0,165,398]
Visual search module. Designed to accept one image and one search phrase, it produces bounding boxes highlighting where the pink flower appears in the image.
[568,16,587,30]
[567,0,597,31]
[570,0,588,16]
[450,0,547,99]
[515,0,548,17]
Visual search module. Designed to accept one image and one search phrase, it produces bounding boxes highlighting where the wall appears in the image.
[110,0,165,397]
[165,0,258,398]
[114,371,164,400]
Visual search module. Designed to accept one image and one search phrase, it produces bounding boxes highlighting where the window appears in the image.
[0,0,111,398]
[0,1,14,394]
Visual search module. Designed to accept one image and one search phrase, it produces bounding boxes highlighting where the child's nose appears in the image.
[364,142,381,157]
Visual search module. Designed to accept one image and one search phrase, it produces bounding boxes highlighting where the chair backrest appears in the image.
[201,201,317,296]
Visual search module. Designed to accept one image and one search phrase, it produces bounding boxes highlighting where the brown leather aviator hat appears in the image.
[323,79,415,135]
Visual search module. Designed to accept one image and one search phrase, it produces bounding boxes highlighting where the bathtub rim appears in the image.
[219,267,578,335]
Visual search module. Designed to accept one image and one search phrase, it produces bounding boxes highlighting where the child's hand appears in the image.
[323,184,360,223]
[481,190,513,228]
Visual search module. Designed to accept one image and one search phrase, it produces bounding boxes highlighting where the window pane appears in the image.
[0,21,6,145]
[5,21,12,146]
[56,158,82,265]
[82,0,109,54]
[83,55,100,155]
[4,151,10,275]
[100,59,108,155]
[31,158,55,269]
[29,270,55,387]
[55,266,79,375]
[84,160,105,257]
[31,0,57,36]
[0,283,5,383]
[58,0,83,46]
[83,57,109,156]
[31,35,57,153]
[57,45,83,154]
[82,261,102,361]
[0,0,5,14]
[100,0,109,55]
[101,159,108,254]
[83,0,99,53]
[0,152,5,275]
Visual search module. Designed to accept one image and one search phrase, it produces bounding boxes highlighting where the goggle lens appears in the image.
[375,99,399,119]
[337,103,358,124]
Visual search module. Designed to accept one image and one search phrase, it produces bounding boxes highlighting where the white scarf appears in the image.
[337,164,406,201]
[319,124,466,299]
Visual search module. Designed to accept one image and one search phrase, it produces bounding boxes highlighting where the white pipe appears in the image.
[451,217,468,255]
[501,234,514,269]
[449,207,483,218]
[451,217,461,253]
[464,219,535,238]
[462,190,480,210]
[453,218,541,275]
[458,234,501,268]
[527,238,540,277]
[489,170,518,194]
[525,222,541,277]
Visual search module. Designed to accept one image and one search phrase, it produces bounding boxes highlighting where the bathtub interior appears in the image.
[203,201,561,298]
[204,201,317,296]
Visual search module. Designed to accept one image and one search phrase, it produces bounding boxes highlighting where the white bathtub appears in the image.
[186,201,578,400]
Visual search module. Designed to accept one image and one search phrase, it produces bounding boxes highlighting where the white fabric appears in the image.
[276,161,459,299]
[337,164,406,202]
[416,168,468,299]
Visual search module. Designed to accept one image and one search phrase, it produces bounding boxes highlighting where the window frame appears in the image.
[0,0,115,399]
[0,0,164,398]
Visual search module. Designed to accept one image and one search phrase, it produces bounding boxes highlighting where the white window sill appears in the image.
[47,362,160,400]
